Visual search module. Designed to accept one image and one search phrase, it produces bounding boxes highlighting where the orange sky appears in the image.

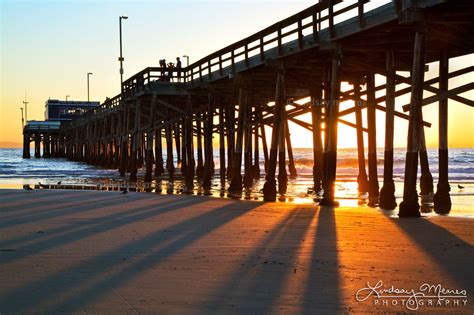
[1,1,473,149]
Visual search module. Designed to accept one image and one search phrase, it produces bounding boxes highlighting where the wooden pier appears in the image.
[25,0,474,216]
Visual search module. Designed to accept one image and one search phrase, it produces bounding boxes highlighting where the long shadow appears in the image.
[0,191,93,213]
[302,206,342,314]
[391,217,474,290]
[0,192,124,221]
[0,193,143,229]
[206,207,315,313]
[0,199,258,313]
[0,195,177,248]
[0,196,204,265]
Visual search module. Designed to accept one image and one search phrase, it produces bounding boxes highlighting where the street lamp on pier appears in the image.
[119,16,128,94]
[20,107,24,129]
[182,55,189,67]
[87,72,93,102]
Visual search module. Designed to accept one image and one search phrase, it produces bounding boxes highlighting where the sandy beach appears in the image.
[0,189,472,314]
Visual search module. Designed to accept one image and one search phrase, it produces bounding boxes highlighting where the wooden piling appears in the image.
[229,88,247,193]
[379,50,397,209]
[261,122,269,174]
[226,105,235,180]
[174,123,181,169]
[252,105,261,179]
[419,118,434,196]
[433,50,451,214]
[181,118,188,177]
[144,132,154,182]
[263,70,284,202]
[320,54,342,206]
[219,107,226,184]
[278,110,288,196]
[129,102,140,182]
[22,133,30,158]
[34,133,41,158]
[185,96,195,181]
[399,30,426,217]
[366,73,380,207]
[243,103,253,188]
[196,112,204,178]
[154,128,164,176]
[165,123,175,177]
[203,92,214,190]
[285,119,297,178]
[311,89,323,193]
[354,80,369,194]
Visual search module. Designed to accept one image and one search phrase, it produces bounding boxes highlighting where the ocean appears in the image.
[0,147,472,217]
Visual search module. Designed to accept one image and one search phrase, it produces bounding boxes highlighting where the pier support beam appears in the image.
[203,92,214,190]
[154,128,164,176]
[185,96,195,183]
[165,123,175,177]
[229,88,247,194]
[399,30,426,217]
[144,132,154,183]
[226,105,235,180]
[379,51,397,209]
[434,50,451,214]
[174,123,181,169]
[196,112,204,178]
[43,134,50,158]
[419,121,433,196]
[320,53,342,207]
[285,119,297,178]
[263,70,284,202]
[181,118,188,177]
[22,133,30,159]
[366,73,380,207]
[219,107,226,185]
[354,80,369,194]
[252,105,261,179]
[278,110,288,196]
[34,134,41,158]
[243,103,253,188]
[311,88,323,193]
[129,135,138,182]
[261,121,269,174]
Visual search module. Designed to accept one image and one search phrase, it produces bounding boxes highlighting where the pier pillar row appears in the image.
[433,50,451,214]
[399,30,426,217]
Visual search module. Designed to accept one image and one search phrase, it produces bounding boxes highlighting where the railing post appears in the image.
[208,60,212,80]
[219,55,223,76]
[260,36,265,62]
[328,0,335,38]
[245,44,249,67]
[358,0,366,28]
[277,24,283,55]
[298,15,303,49]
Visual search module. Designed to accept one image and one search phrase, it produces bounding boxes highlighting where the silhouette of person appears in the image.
[159,59,167,80]
[176,57,182,82]
[167,62,175,82]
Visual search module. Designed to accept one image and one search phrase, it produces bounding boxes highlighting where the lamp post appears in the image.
[22,99,29,124]
[183,55,189,67]
[66,95,70,103]
[87,72,93,102]
[119,16,128,94]
[20,107,24,129]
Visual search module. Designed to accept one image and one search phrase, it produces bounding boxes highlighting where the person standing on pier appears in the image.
[159,59,167,80]
[176,57,182,82]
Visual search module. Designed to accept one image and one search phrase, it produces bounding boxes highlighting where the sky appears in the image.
[0,0,473,149]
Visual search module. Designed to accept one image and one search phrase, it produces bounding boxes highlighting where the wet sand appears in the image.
[0,189,472,314]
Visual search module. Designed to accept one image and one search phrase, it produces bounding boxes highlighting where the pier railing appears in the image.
[121,0,390,95]
[65,0,399,130]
